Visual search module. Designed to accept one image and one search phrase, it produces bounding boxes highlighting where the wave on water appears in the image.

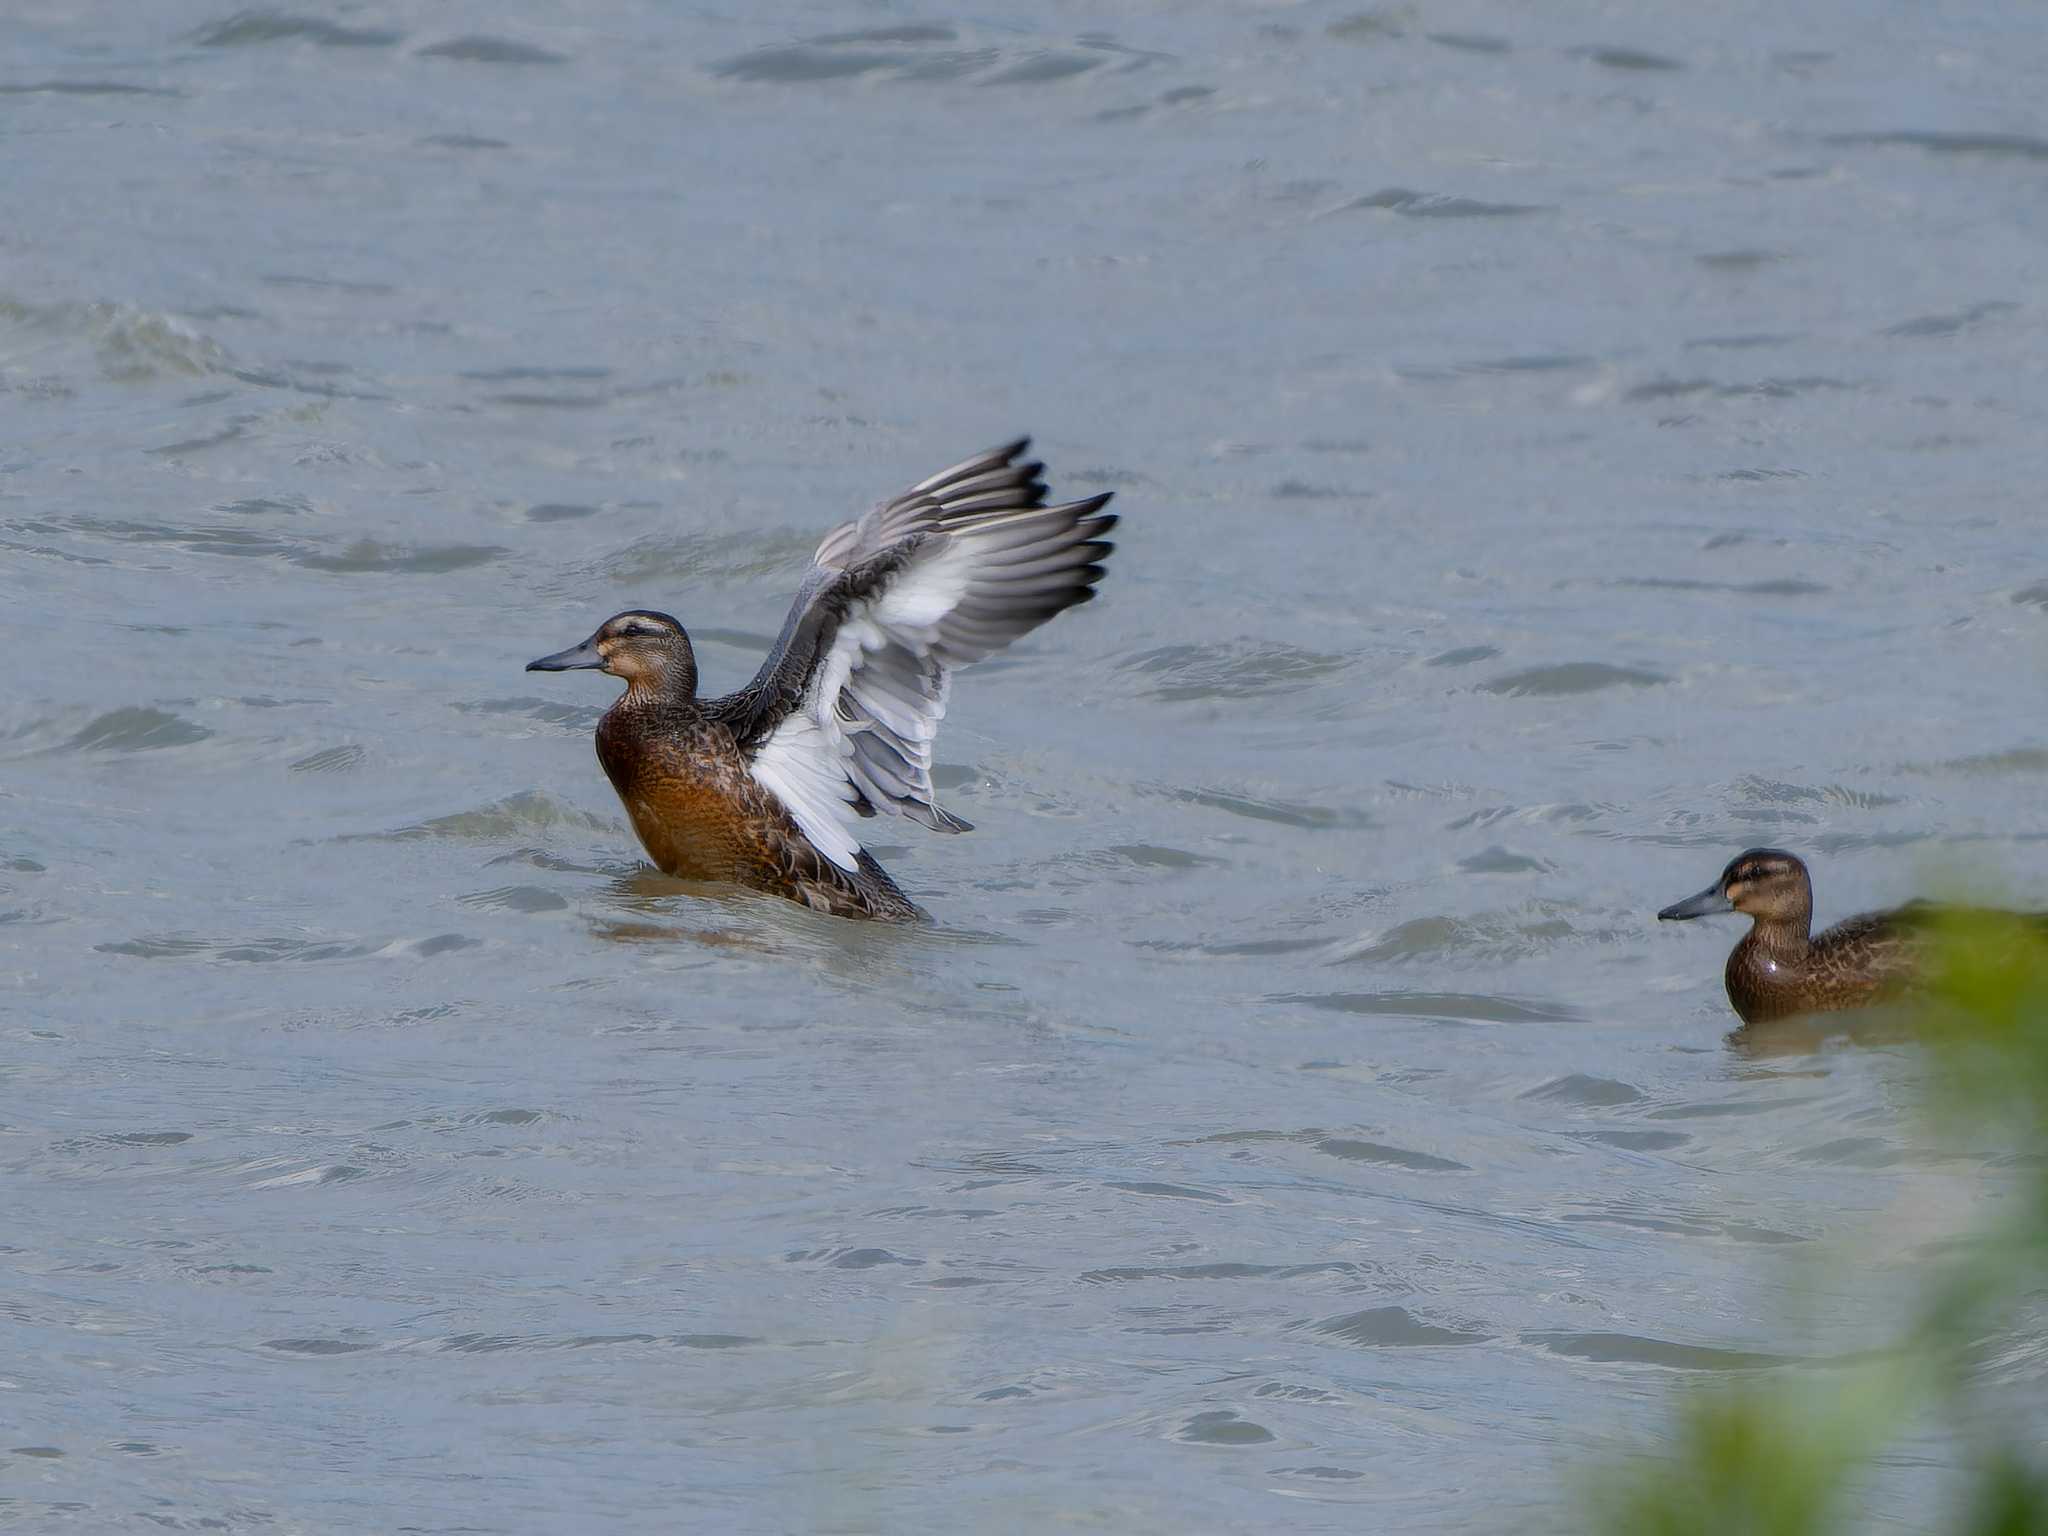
[710,25,1162,88]
[0,295,230,383]
[374,789,620,842]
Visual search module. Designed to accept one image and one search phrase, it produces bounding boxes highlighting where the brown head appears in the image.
[1658,847,1814,938]
[526,609,697,698]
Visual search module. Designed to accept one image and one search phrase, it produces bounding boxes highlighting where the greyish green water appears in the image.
[5,2,2048,1530]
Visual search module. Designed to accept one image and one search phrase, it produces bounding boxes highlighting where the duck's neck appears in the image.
[595,680,703,798]
[610,673,699,718]
[1724,914,1817,1025]
[1742,914,1812,961]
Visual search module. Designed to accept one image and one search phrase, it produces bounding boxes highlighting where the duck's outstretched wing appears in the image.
[708,439,1116,873]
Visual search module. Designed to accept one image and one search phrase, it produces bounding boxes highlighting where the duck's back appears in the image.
[1811,906,1929,990]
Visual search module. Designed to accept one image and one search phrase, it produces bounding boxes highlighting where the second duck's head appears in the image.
[1659,847,1814,929]
[526,610,696,696]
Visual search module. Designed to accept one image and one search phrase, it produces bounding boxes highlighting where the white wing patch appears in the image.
[736,447,1114,873]
[745,543,972,872]
[873,541,972,631]
[748,707,864,872]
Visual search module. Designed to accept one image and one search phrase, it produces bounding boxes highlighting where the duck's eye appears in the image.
[619,621,656,638]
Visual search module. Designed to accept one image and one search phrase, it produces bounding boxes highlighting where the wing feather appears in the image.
[748,713,864,870]
[712,440,1115,869]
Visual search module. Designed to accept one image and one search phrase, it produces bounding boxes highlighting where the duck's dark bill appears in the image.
[1658,885,1734,921]
[526,638,605,672]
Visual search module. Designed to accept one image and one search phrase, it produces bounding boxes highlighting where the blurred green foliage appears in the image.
[1588,910,2048,1535]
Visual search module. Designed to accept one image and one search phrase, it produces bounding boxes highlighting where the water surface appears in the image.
[6,2,2048,1530]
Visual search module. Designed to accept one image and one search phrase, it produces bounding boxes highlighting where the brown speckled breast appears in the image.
[1725,937,1886,1025]
[593,696,922,920]
[1723,911,1924,1025]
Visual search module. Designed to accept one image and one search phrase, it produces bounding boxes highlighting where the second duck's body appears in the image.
[1658,847,2044,1025]
[528,440,1117,921]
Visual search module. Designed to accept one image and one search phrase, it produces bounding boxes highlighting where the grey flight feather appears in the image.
[707,438,1116,840]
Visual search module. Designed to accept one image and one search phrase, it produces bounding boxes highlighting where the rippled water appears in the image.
[7,3,2048,1530]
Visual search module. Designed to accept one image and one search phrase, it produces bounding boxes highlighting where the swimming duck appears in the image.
[1657,847,2043,1024]
[527,439,1116,920]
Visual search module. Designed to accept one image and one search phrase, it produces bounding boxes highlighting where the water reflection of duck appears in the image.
[1658,847,2046,1025]
[527,440,1116,920]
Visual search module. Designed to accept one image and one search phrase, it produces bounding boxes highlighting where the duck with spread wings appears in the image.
[527,439,1117,919]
